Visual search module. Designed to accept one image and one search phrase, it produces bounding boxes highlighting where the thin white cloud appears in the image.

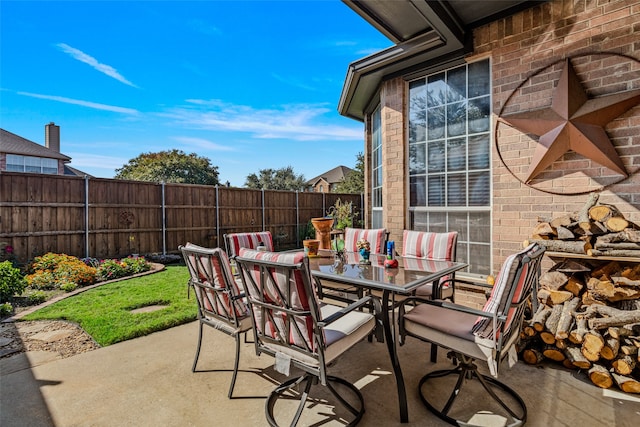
[18,91,140,115]
[56,43,138,88]
[163,99,362,141]
[172,136,235,151]
[271,73,317,91]
[66,153,128,170]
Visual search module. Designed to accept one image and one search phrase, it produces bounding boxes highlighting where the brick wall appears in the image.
[474,0,640,272]
[369,0,639,277]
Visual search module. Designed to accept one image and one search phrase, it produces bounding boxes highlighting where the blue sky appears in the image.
[0,1,391,186]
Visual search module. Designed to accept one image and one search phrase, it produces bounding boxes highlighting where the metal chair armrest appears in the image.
[318,295,380,327]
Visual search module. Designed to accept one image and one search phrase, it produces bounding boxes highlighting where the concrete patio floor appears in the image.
[2,320,639,427]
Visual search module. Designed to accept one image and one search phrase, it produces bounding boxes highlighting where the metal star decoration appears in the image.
[499,58,640,183]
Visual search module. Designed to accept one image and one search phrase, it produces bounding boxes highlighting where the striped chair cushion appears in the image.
[183,243,247,318]
[225,232,274,258]
[402,230,457,260]
[402,231,458,293]
[238,248,318,351]
[472,243,541,339]
[344,227,387,254]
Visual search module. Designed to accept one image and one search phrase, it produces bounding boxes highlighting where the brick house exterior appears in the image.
[305,165,353,193]
[341,0,639,278]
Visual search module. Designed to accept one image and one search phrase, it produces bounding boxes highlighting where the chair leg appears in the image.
[192,320,204,372]
[417,358,527,426]
[265,374,365,427]
[227,334,242,398]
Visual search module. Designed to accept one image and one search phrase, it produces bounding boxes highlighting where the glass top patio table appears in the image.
[308,249,468,423]
[308,249,466,296]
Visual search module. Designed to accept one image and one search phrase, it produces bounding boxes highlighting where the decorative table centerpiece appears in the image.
[357,239,371,264]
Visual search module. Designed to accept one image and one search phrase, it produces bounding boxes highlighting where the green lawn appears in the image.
[22,265,196,346]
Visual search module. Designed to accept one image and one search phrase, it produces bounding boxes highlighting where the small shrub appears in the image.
[59,282,78,292]
[97,259,127,281]
[25,290,47,305]
[0,302,12,317]
[0,260,27,303]
[26,252,97,290]
[121,256,150,275]
[26,270,57,290]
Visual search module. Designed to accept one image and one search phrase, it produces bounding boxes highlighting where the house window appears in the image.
[6,154,58,174]
[408,59,491,276]
[371,106,383,228]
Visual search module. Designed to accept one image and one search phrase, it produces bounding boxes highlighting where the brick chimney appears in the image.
[45,122,60,152]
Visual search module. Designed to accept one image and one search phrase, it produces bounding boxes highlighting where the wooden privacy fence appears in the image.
[0,172,363,264]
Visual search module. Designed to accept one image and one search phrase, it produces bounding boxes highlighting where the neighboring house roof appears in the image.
[339,0,546,121]
[306,165,353,187]
[0,128,71,161]
[64,164,92,177]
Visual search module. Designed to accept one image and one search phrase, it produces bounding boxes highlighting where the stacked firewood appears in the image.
[517,194,640,394]
[524,192,640,258]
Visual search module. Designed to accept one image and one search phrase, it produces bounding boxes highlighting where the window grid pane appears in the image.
[371,106,383,209]
[408,58,491,276]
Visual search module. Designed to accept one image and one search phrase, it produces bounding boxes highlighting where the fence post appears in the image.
[161,181,166,256]
[296,191,299,247]
[84,175,90,258]
[215,185,220,247]
[261,188,266,231]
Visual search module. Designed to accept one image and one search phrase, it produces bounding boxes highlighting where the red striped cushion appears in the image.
[184,243,247,318]
[472,243,540,339]
[402,230,457,260]
[238,248,318,350]
[344,227,387,254]
[225,232,274,257]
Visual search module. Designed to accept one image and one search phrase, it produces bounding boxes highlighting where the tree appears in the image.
[114,149,220,185]
[334,152,364,194]
[244,166,306,191]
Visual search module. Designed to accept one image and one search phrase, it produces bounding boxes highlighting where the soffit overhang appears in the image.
[339,0,546,121]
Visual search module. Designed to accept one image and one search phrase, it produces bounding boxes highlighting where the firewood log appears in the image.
[587,278,640,303]
[532,222,556,237]
[587,249,640,258]
[543,345,566,361]
[581,330,604,361]
[584,305,640,329]
[594,242,640,251]
[539,289,574,305]
[611,373,640,394]
[540,271,569,291]
[577,193,600,231]
[565,276,585,297]
[612,355,636,376]
[620,343,639,356]
[589,204,623,223]
[550,214,573,229]
[565,346,591,369]
[596,228,640,245]
[591,261,622,280]
[545,304,563,336]
[621,264,640,280]
[611,276,640,288]
[581,291,606,306]
[588,364,613,389]
[556,298,580,340]
[524,239,591,255]
[555,225,575,240]
[530,304,552,332]
[522,348,544,365]
[605,216,630,233]
[569,317,589,344]
[601,333,620,360]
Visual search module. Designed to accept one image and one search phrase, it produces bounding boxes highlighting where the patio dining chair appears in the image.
[179,243,252,399]
[317,227,389,304]
[224,231,274,258]
[397,243,544,426]
[235,248,380,427]
[402,230,458,301]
